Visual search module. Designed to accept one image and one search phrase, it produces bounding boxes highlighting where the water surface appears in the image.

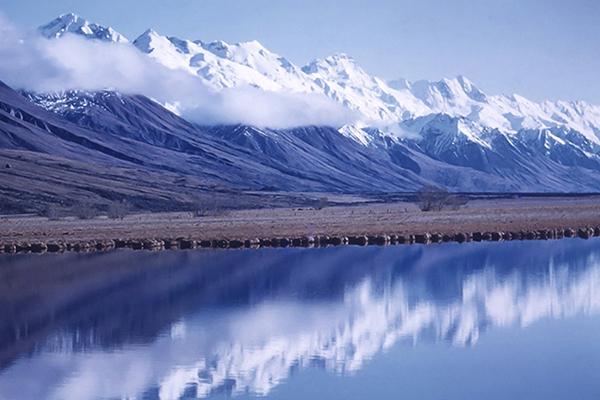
[1,239,600,399]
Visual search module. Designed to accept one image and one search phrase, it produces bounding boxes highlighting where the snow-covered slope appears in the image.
[405,76,600,144]
[131,28,431,123]
[132,30,280,90]
[203,39,317,92]
[37,14,600,144]
[302,54,430,123]
[131,29,322,94]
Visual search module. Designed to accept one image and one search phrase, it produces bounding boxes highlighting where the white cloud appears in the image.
[0,14,356,128]
[183,86,357,128]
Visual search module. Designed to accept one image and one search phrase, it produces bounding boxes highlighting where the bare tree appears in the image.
[42,204,61,221]
[445,194,469,210]
[72,201,99,220]
[415,185,468,212]
[108,201,129,220]
[192,197,224,217]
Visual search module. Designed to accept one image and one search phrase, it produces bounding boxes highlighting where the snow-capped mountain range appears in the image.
[38,14,600,142]
[0,13,596,194]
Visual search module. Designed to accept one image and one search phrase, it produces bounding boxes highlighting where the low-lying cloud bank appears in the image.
[0,14,356,128]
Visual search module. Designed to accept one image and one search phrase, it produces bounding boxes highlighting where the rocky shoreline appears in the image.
[1,226,599,254]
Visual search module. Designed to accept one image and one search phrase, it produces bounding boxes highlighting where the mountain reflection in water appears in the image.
[1,239,599,399]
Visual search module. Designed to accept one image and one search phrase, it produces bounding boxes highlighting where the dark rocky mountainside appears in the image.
[3,79,600,214]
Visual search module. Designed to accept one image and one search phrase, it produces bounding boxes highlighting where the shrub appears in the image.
[72,201,99,220]
[315,197,329,210]
[107,201,129,220]
[445,194,469,210]
[42,204,61,221]
[416,185,469,212]
[192,199,224,217]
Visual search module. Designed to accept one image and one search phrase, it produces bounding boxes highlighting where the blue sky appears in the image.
[1,0,599,102]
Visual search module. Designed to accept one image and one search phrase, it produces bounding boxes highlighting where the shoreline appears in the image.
[3,196,600,254]
[1,226,598,254]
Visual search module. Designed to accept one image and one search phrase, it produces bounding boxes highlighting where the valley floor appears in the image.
[2,196,600,247]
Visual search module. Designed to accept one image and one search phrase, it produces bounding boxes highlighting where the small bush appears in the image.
[42,204,61,221]
[107,201,129,220]
[192,199,224,217]
[314,197,329,210]
[445,194,469,210]
[415,185,469,212]
[72,201,99,220]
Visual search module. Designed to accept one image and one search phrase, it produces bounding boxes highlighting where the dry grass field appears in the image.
[2,196,600,244]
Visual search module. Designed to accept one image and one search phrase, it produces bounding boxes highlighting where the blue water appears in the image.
[1,239,599,400]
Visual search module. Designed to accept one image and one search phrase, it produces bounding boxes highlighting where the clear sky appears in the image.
[0,0,598,103]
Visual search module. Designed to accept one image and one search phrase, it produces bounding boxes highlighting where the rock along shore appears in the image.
[1,226,598,254]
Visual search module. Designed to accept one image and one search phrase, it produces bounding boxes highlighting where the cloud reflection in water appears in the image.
[0,239,599,399]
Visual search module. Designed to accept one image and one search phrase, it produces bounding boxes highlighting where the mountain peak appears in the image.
[410,75,487,107]
[330,53,355,61]
[39,13,128,43]
[456,74,472,86]
[133,29,177,56]
[57,12,79,22]
[132,29,158,52]
[133,29,195,54]
[241,39,265,49]
[323,53,358,67]
[203,39,271,61]
[140,28,159,37]
[454,75,485,100]
[133,28,162,42]
[302,53,361,76]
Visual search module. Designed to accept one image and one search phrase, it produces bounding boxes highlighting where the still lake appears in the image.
[1,239,599,400]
